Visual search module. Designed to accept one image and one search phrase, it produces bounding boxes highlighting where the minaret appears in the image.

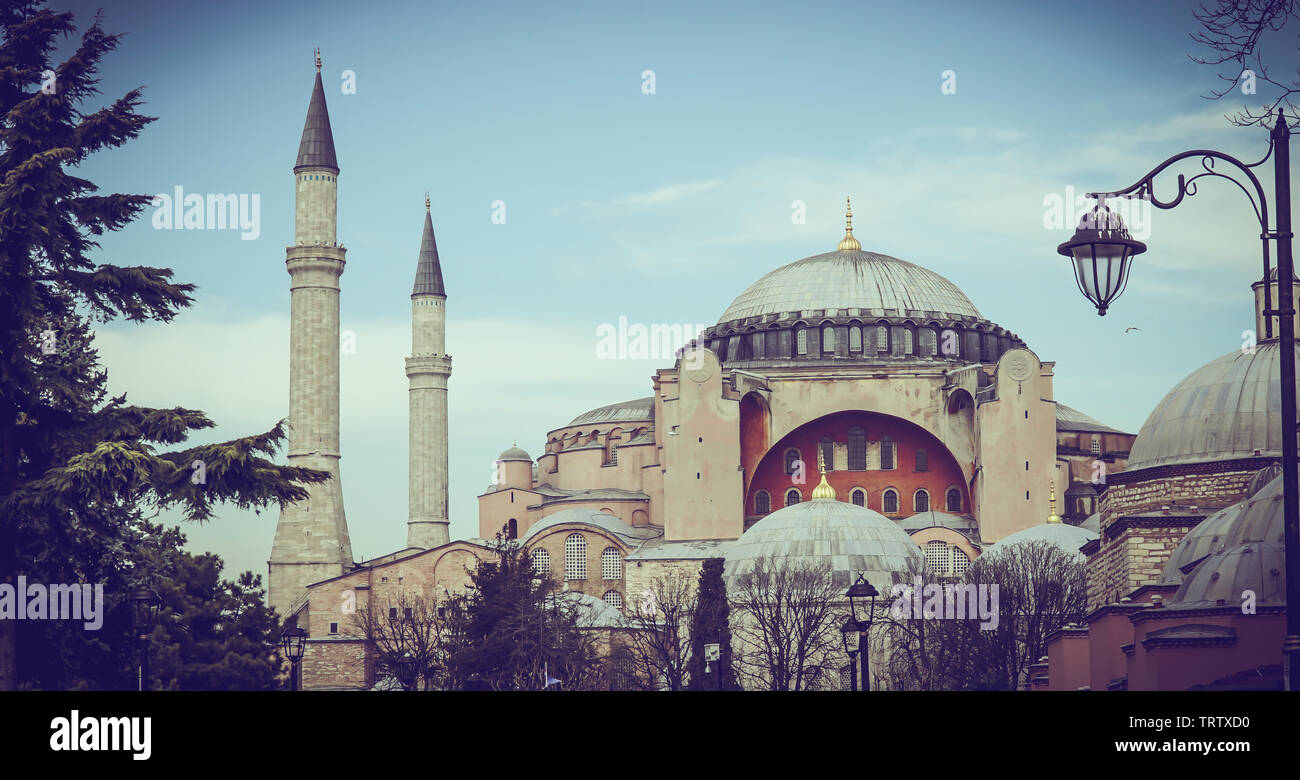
[269,50,354,617]
[406,194,452,549]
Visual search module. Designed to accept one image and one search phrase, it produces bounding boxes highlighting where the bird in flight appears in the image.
[1124,327,1141,333]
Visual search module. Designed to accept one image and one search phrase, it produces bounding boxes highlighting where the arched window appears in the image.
[951,548,971,576]
[603,590,624,610]
[755,490,771,514]
[820,437,834,471]
[851,488,866,507]
[750,331,764,359]
[530,548,551,578]
[507,518,518,539]
[847,426,866,471]
[601,547,623,580]
[796,327,808,355]
[946,488,962,513]
[902,328,915,354]
[882,489,899,514]
[925,540,948,573]
[875,325,889,353]
[1091,435,1101,455]
[914,489,930,513]
[915,448,928,472]
[942,327,961,358]
[880,438,895,470]
[822,324,836,353]
[849,326,862,352]
[564,534,587,580]
[785,448,802,476]
[920,328,937,357]
[785,488,801,507]
[605,428,622,465]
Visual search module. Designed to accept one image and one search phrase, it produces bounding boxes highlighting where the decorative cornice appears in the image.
[1107,457,1274,485]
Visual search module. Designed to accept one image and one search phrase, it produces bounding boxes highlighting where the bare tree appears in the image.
[350,591,453,690]
[618,567,697,690]
[729,556,845,691]
[1189,0,1300,124]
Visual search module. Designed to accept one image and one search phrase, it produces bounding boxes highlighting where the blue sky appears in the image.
[53,0,1299,581]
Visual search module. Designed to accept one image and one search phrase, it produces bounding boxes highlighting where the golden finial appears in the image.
[838,196,861,251]
[425,191,431,211]
[1047,479,1062,523]
[811,446,836,500]
[314,47,322,72]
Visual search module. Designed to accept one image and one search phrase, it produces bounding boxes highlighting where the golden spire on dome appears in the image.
[425,191,431,211]
[811,447,837,500]
[314,47,321,73]
[1047,479,1062,523]
[837,196,861,251]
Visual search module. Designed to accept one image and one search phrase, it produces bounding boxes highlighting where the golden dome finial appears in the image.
[314,47,322,73]
[838,196,861,251]
[1047,479,1062,523]
[811,447,837,500]
[425,191,431,211]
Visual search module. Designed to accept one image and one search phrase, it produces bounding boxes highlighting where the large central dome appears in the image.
[717,249,982,324]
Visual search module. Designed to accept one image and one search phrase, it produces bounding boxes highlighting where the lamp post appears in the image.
[845,575,878,692]
[397,651,416,692]
[279,626,308,692]
[839,617,860,691]
[1056,109,1300,690]
[128,586,160,692]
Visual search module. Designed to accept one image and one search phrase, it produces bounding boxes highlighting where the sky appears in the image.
[49,0,1300,582]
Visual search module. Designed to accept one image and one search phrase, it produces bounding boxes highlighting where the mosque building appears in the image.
[264,58,1138,690]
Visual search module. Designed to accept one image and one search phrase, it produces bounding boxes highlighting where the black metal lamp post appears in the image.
[1057,110,1300,691]
[279,626,308,691]
[845,575,878,691]
[397,651,416,692]
[839,617,861,691]
[129,586,160,692]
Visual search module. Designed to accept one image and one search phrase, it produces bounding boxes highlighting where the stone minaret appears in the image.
[269,51,354,617]
[406,195,452,549]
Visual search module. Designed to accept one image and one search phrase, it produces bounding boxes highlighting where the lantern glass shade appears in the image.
[1057,203,1146,316]
[279,626,308,662]
[845,575,878,626]
[397,652,416,683]
[130,587,160,632]
[840,617,860,655]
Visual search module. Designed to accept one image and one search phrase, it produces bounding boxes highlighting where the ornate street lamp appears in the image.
[279,626,308,691]
[844,575,878,691]
[397,651,417,691]
[1056,202,1147,316]
[839,617,860,691]
[1056,110,1300,690]
[129,586,160,692]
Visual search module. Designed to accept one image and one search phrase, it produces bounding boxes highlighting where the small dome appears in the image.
[716,249,981,325]
[989,523,1098,559]
[1247,461,1283,497]
[1127,342,1300,470]
[724,498,922,590]
[899,511,977,533]
[1160,466,1288,585]
[567,397,654,427]
[1080,512,1101,534]
[497,446,532,462]
[1169,541,1286,608]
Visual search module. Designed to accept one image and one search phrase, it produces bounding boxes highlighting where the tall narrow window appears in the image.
[755,490,771,514]
[822,325,836,353]
[796,328,808,355]
[820,437,834,471]
[946,488,962,513]
[951,549,971,576]
[564,534,587,580]
[1090,435,1101,455]
[601,547,623,580]
[875,325,888,353]
[921,328,937,356]
[851,488,866,507]
[785,448,802,476]
[914,489,930,513]
[915,448,928,472]
[751,331,764,359]
[530,548,550,577]
[507,518,518,539]
[903,328,915,354]
[882,489,899,514]
[847,426,866,471]
[925,540,948,574]
[880,438,895,470]
[849,326,862,352]
[785,488,801,507]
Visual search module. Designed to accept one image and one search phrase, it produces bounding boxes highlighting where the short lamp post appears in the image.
[703,642,721,691]
[397,651,417,692]
[129,586,160,693]
[845,575,878,692]
[840,617,861,691]
[279,626,308,692]
[1056,110,1299,691]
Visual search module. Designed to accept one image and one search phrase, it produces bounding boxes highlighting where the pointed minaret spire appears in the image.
[295,49,338,173]
[413,197,446,296]
[838,196,861,251]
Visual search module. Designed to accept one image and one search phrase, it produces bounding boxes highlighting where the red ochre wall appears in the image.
[744,410,970,517]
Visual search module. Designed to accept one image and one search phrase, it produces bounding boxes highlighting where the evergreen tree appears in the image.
[0,2,329,689]
[687,557,736,690]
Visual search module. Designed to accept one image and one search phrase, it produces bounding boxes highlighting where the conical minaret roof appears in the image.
[294,52,339,172]
[413,197,446,296]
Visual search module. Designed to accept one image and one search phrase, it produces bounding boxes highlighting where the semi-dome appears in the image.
[1159,467,1288,585]
[567,397,654,427]
[716,249,981,324]
[723,494,922,590]
[1127,342,1300,470]
[1168,541,1286,608]
[988,522,1098,559]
